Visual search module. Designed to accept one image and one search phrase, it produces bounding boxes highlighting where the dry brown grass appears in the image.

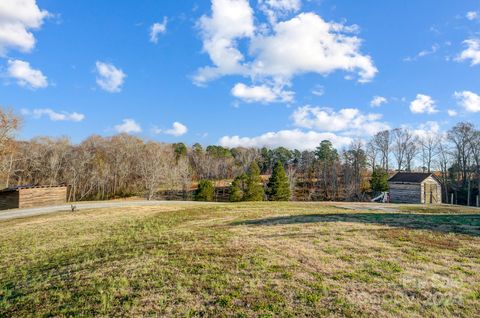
[0,202,479,317]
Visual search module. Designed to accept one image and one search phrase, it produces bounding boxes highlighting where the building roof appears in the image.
[0,185,66,193]
[388,172,436,183]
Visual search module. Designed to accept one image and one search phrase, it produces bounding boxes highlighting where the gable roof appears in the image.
[388,172,436,183]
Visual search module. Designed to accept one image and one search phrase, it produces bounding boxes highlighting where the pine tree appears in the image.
[267,161,291,201]
[195,180,215,201]
[371,169,389,193]
[229,174,246,202]
[244,162,264,201]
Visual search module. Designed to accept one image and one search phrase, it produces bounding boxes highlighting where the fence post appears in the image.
[451,193,454,205]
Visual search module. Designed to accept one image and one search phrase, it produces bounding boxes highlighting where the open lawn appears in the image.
[0,202,479,317]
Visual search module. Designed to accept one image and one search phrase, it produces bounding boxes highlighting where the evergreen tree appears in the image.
[229,174,247,202]
[173,143,187,159]
[370,169,389,192]
[195,180,215,201]
[267,161,291,201]
[244,162,264,201]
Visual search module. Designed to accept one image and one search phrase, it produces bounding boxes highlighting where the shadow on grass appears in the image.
[233,213,480,236]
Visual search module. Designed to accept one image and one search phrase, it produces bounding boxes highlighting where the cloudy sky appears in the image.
[1,0,480,149]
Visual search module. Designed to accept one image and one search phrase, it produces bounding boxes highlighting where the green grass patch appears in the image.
[0,202,479,317]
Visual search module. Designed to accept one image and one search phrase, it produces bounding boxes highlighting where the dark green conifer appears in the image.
[267,161,291,201]
[244,162,264,201]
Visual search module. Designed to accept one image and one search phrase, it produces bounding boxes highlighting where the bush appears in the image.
[195,180,215,201]
[229,174,246,202]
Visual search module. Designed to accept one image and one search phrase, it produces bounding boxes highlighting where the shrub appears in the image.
[195,180,215,201]
[229,174,246,202]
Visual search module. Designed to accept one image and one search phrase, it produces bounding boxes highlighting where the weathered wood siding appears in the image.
[388,182,421,204]
[18,187,67,208]
[420,176,442,204]
[0,191,20,210]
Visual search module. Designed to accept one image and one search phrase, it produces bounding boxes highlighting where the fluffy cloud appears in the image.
[196,1,377,102]
[292,106,389,135]
[153,122,188,137]
[195,0,255,84]
[454,90,480,112]
[7,59,48,89]
[231,82,293,103]
[165,122,188,136]
[409,94,438,114]
[114,119,141,134]
[21,108,85,122]
[467,11,478,21]
[456,39,480,66]
[95,61,126,93]
[0,0,49,55]
[250,13,377,83]
[150,17,167,44]
[219,129,352,150]
[370,96,387,107]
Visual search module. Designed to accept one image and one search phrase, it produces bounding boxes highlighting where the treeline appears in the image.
[0,108,479,204]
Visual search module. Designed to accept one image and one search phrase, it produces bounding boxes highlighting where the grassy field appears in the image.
[0,203,479,317]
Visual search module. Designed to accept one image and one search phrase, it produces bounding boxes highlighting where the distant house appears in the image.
[0,185,67,210]
[388,172,442,204]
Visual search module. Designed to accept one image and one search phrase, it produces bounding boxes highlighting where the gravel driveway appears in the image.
[0,200,213,221]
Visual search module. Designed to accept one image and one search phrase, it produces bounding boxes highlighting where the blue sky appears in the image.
[1,0,479,150]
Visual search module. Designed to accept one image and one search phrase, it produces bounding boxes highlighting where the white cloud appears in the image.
[7,59,48,89]
[311,85,324,96]
[0,0,49,55]
[412,121,441,139]
[114,119,141,134]
[195,2,377,99]
[454,90,480,112]
[409,94,438,114]
[292,106,389,135]
[95,61,126,93]
[231,82,294,103]
[370,96,387,107]
[165,122,188,136]
[447,109,458,117]
[249,13,377,83]
[404,44,439,62]
[219,129,352,150]
[152,122,188,137]
[456,39,480,66]
[21,108,85,122]
[194,0,255,84]
[259,0,301,24]
[150,17,167,43]
[466,11,478,21]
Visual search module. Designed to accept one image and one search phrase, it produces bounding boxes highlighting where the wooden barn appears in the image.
[0,185,67,210]
[388,172,442,204]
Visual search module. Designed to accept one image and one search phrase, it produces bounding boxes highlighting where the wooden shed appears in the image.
[0,185,67,210]
[388,172,442,204]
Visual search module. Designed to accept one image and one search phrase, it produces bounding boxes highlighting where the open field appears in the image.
[0,203,479,317]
